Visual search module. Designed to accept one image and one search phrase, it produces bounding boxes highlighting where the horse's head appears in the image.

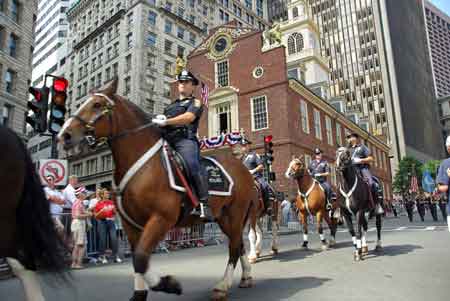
[58,78,118,151]
[336,146,352,171]
[285,156,306,179]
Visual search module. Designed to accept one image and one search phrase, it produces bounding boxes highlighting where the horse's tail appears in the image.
[17,138,68,280]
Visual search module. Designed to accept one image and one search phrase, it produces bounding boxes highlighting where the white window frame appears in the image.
[313,108,322,140]
[250,95,269,131]
[336,122,342,146]
[300,100,309,134]
[304,154,312,168]
[325,115,333,145]
[215,59,229,88]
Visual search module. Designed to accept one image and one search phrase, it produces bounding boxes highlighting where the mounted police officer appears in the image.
[308,148,336,209]
[346,132,384,214]
[151,70,209,217]
[240,138,272,209]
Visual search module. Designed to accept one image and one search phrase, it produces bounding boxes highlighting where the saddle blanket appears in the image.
[162,145,234,196]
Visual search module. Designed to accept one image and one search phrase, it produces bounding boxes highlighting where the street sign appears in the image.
[39,159,68,186]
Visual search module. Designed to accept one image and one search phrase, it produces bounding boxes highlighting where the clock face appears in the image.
[214,37,228,53]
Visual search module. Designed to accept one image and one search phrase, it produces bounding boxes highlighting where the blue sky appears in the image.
[430,0,450,16]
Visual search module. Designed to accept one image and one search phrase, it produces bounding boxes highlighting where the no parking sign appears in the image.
[39,159,68,186]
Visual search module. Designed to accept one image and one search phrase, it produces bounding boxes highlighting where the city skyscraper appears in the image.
[277,0,443,170]
[0,0,38,136]
[424,1,450,98]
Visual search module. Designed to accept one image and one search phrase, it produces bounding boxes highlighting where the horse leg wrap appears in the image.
[151,276,182,295]
[130,290,148,301]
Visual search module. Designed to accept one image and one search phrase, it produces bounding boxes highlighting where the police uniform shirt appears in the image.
[243,152,263,178]
[308,159,330,183]
[351,143,371,169]
[437,158,450,202]
[163,96,203,139]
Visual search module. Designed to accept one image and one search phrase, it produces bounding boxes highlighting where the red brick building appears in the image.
[172,22,393,200]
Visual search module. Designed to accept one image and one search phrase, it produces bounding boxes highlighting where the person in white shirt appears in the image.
[43,175,65,236]
[63,175,78,209]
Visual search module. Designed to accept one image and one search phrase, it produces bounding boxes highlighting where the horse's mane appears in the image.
[117,95,154,123]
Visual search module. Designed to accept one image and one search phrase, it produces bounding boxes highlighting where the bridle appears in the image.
[287,159,306,179]
[69,93,155,148]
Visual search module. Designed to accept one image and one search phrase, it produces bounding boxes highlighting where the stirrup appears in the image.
[200,203,206,218]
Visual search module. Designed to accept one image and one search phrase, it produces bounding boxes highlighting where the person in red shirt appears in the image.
[94,189,121,264]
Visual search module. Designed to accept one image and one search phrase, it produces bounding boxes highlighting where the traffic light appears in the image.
[264,135,274,165]
[26,86,50,133]
[48,77,69,134]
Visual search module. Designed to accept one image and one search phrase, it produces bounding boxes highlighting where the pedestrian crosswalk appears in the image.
[335,225,447,233]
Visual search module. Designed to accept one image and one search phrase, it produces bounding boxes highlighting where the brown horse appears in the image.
[58,79,258,301]
[0,125,67,300]
[285,157,337,250]
[246,187,280,264]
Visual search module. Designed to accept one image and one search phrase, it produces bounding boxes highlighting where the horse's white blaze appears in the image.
[356,239,362,249]
[248,228,257,258]
[319,233,325,241]
[239,256,252,279]
[134,273,149,290]
[361,232,367,247]
[6,257,44,301]
[58,117,74,140]
[352,236,357,245]
[303,233,308,242]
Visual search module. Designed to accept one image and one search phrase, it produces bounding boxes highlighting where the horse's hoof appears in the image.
[270,248,279,255]
[129,290,148,301]
[238,277,253,288]
[321,244,328,251]
[212,289,228,301]
[328,239,336,247]
[255,251,261,257]
[248,256,257,264]
[361,246,369,256]
[151,276,182,295]
[353,251,360,262]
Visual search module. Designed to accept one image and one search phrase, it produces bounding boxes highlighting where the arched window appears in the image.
[296,33,304,52]
[292,7,298,18]
[288,34,296,55]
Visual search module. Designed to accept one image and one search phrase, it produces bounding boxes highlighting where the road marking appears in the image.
[395,227,407,231]
[368,227,377,232]
[425,226,436,231]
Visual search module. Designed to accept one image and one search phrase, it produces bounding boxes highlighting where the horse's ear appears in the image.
[103,77,118,96]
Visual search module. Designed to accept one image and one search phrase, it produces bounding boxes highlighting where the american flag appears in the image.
[409,175,419,193]
[201,82,209,108]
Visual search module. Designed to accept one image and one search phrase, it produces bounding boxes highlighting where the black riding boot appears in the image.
[372,185,384,214]
[191,173,211,218]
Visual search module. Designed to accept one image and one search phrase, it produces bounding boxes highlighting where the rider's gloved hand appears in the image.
[352,157,363,164]
[152,115,168,127]
[250,168,257,175]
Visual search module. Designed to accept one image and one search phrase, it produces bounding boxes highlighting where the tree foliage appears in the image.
[393,156,423,195]
[421,160,442,179]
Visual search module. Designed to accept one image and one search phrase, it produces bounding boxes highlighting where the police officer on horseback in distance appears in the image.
[347,132,384,214]
[152,70,209,217]
[308,148,336,209]
[240,138,272,210]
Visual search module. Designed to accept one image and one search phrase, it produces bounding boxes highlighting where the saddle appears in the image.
[254,180,276,215]
[161,145,233,199]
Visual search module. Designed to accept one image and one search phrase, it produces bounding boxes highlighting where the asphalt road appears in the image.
[1,214,450,301]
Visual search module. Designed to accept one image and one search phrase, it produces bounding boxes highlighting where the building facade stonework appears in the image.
[183,22,393,200]
[0,0,38,136]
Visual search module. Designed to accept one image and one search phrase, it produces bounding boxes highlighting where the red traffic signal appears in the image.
[264,135,273,144]
[53,77,69,92]
[29,87,43,102]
